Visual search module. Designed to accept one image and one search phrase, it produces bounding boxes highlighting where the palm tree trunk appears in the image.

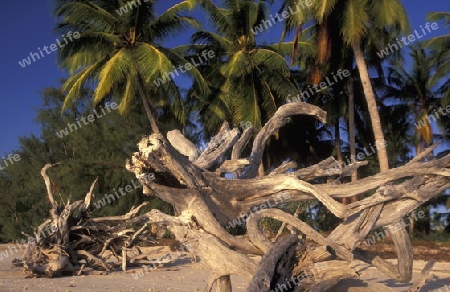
[348,75,359,203]
[352,43,389,172]
[335,121,351,205]
[136,73,161,134]
[348,75,358,182]
[335,121,343,164]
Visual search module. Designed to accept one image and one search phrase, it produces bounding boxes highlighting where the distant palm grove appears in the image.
[1,0,449,241]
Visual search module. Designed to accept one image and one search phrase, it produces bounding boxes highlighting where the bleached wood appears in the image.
[25,102,449,292]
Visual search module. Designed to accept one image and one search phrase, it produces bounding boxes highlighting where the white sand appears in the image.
[0,244,448,292]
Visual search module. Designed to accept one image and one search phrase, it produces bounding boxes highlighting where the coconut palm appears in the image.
[425,12,450,107]
[386,45,448,155]
[385,45,450,236]
[281,0,410,172]
[343,0,409,172]
[55,0,208,134]
[189,0,302,135]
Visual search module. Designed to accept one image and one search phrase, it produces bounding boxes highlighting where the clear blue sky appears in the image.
[0,0,448,157]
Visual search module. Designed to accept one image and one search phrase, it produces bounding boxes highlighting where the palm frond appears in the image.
[341,0,369,45]
[220,50,252,78]
[56,1,117,32]
[198,0,230,36]
[369,0,410,35]
[191,31,235,53]
[118,69,137,114]
[62,58,107,110]
[58,32,120,73]
[94,49,130,104]
[314,0,339,24]
[131,43,174,85]
[251,48,290,76]
[157,47,210,95]
[151,2,200,39]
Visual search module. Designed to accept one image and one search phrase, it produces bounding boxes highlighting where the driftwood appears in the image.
[20,102,449,291]
[15,165,179,277]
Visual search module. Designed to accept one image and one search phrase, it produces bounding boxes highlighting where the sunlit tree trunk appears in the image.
[352,43,389,172]
[348,75,357,182]
[348,74,359,204]
[335,121,344,164]
[136,73,160,134]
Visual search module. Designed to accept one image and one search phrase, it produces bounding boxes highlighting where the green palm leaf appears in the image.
[251,49,290,77]
[95,49,130,104]
[341,0,368,45]
[62,59,107,110]
[220,50,252,78]
[314,0,339,23]
[56,2,117,32]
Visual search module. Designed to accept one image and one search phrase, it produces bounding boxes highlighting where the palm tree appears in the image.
[337,0,409,172]
[281,0,410,172]
[387,45,447,155]
[55,0,208,134]
[385,44,449,236]
[425,12,450,107]
[189,0,301,135]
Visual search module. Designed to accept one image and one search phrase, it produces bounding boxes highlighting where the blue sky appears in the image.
[0,0,448,157]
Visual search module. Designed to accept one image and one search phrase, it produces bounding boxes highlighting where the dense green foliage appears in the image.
[0,85,172,242]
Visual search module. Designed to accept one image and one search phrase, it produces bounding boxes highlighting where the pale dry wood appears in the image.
[215,158,250,174]
[328,204,384,250]
[34,219,53,242]
[408,142,440,163]
[390,222,413,283]
[216,275,232,292]
[231,126,260,178]
[231,126,258,160]
[187,193,262,254]
[127,133,206,189]
[246,208,353,260]
[189,231,258,292]
[28,101,450,292]
[40,163,61,215]
[269,161,297,176]
[21,165,166,277]
[348,217,415,284]
[247,234,298,292]
[127,127,448,290]
[83,177,98,210]
[296,260,358,292]
[194,122,240,169]
[90,202,148,222]
[77,263,85,276]
[167,129,201,161]
[319,155,450,199]
[338,161,369,177]
[332,279,396,292]
[129,247,165,263]
[43,247,74,276]
[76,250,110,272]
[273,206,301,242]
[122,247,127,271]
[242,103,327,178]
[408,259,436,292]
[294,157,367,180]
[125,223,148,247]
[41,163,57,207]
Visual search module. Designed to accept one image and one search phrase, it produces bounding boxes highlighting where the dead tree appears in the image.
[20,103,449,291]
